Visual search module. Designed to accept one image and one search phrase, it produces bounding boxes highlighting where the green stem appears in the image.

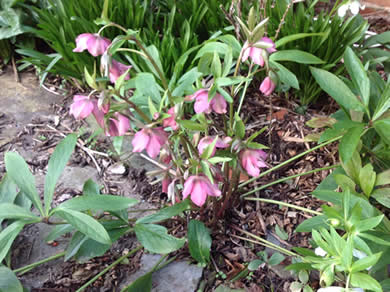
[14,251,66,275]
[240,164,338,198]
[131,37,173,103]
[232,226,299,257]
[120,97,152,123]
[75,246,142,292]
[116,48,147,58]
[244,198,323,215]
[238,136,342,189]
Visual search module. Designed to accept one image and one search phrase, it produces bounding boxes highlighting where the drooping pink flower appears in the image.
[198,136,231,157]
[132,127,168,158]
[240,149,267,177]
[162,176,170,193]
[105,113,130,137]
[183,175,221,207]
[162,107,179,130]
[70,95,94,120]
[109,60,131,84]
[189,89,227,114]
[91,100,109,128]
[73,33,111,57]
[259,77,276,96]
[242,37,276,66]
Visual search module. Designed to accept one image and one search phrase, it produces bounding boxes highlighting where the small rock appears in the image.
[108,163,127,175]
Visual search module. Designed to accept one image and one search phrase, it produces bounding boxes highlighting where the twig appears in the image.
[11,55,20,83]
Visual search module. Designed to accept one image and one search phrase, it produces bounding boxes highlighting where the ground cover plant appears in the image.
[0,0,390,291]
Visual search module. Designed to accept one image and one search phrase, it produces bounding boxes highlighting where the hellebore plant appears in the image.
[69,9,341,219]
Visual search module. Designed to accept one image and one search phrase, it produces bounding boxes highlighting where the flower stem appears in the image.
[75,246,142,292]
[14,251,66,275]
[240,164,338,198]
[244,197,323,215]
[238,136,341,189]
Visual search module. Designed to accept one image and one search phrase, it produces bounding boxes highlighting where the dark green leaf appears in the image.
[57,195,138,212]
[339,125,364,163]
[82,179,101,196]
[134,223,185,254]
[136,199,191,224]
[296,216,327,232]
[0,203,40,221]
[44,134,77,215]
[188,220,211,265]
[248,259,264,271]
[268,253,285,266]
[5,152,44,215]
[122,272,152,292]
[270,61,299,89]
[54,208,111,245]
[0,221,25,263]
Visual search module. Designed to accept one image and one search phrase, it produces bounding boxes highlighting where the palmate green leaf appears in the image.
[310,67,365,113]
[53,208,111,245]
[0,266,23,292]
[351,272,383,292]
[5,152,44,216]
[136,199,191,224]
[0,203,40,221]
[44,134,77,215]
[339,125,364,163]
[344,47,370,106]
[134,223,185,254]
[188,220,211,265]
[270,50,324,64]
[57,195,138,212]
[0,221,25,263]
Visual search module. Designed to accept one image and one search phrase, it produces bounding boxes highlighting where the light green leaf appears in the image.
[275,32,326,48]
[208,157,232,164]
[351,272,383,292]
[134,223,185,254]
[57,195,138,212]
[375,169,390,186]
[178,120,206,131]
[358,164,376,197]
[5,152,44,216]
[188,220,211,265]
[268,253,285,266]
[356,215,384,232]
[351,252,382,272]
[270,50,324,64]
[248,259,264,271]
[374,118,390,145]
[371,188,390,208]
[0,203,40,221]
[82,179,100,196]
[44,134,77,215]
[0,266,23,292]
[54,208,111,245]
[296,215,328,232]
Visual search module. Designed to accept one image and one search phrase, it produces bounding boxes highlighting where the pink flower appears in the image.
[183,175,221,207]
[162,176,170,193]
[259,77,276,96]
[70,95,94,120]
[240,149,267,177]
[132,127,168,158]
[198,136,231,157]
[242,37,276,66]
[109,60,131,84]
[91,101,109,128]
[105,113,130,137]
[190,89,227,114]
[162,107,179,130]
[73,33,111,57]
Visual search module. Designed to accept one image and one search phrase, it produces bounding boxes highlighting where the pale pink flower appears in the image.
[91,101,109,128]
[109,60,131,84]
[183,175,221,206]
[162,176,170,193]
[132,127,168,158]
[73,33,111,57]
[162,107,179,130]
[259,77,276,96]
[189,89,227,114]
[198,136,231,157]
[240,149,267,177]
[242,37,276,66]
[105,113,130,137]
[70,95,94,120]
